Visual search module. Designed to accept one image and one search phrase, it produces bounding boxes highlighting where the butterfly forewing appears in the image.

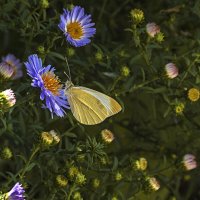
[66,86,122,125]
[77,87,122,116]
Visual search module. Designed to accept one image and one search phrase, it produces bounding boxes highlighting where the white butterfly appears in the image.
[64,81,122,125]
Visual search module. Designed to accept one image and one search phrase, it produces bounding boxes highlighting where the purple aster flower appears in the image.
[58,6,96,47]
[24,54,70,117]
[6,182,25,200]
[0,54,23,79]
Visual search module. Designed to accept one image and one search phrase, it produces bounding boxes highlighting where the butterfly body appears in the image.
[64,81,122,125]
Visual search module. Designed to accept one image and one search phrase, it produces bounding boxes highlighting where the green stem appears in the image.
[130,77,160,92]
[67,184,76,200]
[178,60,196,87]
[109,76,122,92]
[20,145,40,178]
[98,0,107,21]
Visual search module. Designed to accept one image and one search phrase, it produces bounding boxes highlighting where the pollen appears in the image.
[41,72,62,96]
[67,22,83,39]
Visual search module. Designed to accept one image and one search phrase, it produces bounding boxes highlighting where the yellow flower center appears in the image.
[41,72,62,96]
[67,22,83,39]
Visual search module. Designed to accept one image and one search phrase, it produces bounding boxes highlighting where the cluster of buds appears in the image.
[0,89,16,113]
[40,130,60,147]
[146,23,164,42]
[68,166,86,186]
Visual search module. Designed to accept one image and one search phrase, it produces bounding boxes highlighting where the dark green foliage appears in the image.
[0,0,200,199]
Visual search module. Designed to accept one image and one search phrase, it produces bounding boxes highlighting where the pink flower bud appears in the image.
[165,63,179,79]
[146,22,160,37]
[183,154,197,171]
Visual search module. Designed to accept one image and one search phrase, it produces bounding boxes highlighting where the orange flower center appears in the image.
[67,22,83,39]
[41,72,62,96]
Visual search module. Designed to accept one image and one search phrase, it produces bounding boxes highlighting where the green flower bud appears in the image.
[1,147,13,160]
[115,172,123,181]
[40,0,49,9]
[56,175,68,187]
[121,65,130,77]
[75,172,86,185]
[92,178,100,188]
[130,9,144,23]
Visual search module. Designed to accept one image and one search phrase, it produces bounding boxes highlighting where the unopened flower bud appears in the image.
[73,192,83,200]
[95,51,103,61]
[111,196,118,200]
[75,172,86,185]
[130,9,144,23]
[0,89,16,112]
[1,147,13,160]
[68,166,79,179]
[183,154,197,170]
[155,32,164,42]
[115,172,123,181]
[121,65,130,77]
[146,23,160,38]
[165,63,178,79]
[40,0,49,9]
[40,131,54,146]
[101,129,114,143]
[133,157,148,171]
[49,130,60,144]
[92,178,100,188]
[175,103,185,115]
[67,48,75,57]
[146,177,160,191]
[0,63,14,79]
[56,175,68,187]
[37,46,45,55]
[0,54,22,80]
[188,88,200,102]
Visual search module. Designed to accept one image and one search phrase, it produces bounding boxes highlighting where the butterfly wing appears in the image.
[66,86,122,125]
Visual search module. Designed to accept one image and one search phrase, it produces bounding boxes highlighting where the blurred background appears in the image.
[0,0,200,199]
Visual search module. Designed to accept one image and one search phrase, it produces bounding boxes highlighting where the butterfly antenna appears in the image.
[64,57,71,81]
[64,71,70,80]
